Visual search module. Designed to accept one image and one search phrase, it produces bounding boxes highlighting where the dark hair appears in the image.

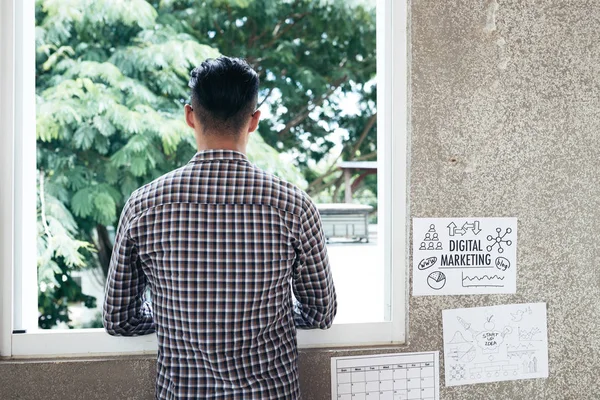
[188,56,259,136]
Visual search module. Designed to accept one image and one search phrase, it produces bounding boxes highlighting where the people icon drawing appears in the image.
[420,224,443,251]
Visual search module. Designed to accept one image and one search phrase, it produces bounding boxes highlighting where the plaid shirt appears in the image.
[103,150,337,399]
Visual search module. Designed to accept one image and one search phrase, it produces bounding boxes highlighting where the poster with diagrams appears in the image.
[412,218,517,296]
[331,351,440,400]
[443,303,548,387]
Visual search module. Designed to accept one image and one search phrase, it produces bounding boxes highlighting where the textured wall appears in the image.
[2,1,600,399]
[0,357,156,399]
[409,0,600,398]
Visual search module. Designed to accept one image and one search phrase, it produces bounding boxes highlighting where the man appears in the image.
[103,56,337,399]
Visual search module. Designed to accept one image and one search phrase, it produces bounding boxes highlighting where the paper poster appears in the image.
[331,351,440,400]
[412,218,517,296]
[443,303,548,386]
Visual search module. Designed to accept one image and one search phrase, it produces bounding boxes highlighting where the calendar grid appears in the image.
[331,352,439,400]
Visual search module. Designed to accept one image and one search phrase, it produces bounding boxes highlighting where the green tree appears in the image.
[35,0,376,328]
[35,0,304,328]
[161,0,378,196]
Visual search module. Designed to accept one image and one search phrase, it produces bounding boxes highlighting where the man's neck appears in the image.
[195,134,247,154]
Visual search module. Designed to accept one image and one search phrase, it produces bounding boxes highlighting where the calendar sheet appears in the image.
[331,352,440,400]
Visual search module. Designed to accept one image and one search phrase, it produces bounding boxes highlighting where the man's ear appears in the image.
[184,104,195,129]
[248,110,261,133]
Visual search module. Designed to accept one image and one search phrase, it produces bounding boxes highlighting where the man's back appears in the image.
[104,149,337,399]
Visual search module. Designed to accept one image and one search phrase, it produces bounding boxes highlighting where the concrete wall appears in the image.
[3,0,600,398]
[408,0,600,398]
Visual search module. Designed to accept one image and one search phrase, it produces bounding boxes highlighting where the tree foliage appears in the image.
[161,0,377,173]
[35,0,376,328]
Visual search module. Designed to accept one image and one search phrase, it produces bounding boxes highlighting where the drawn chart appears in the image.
[518,327,543,342]
[413,218,517,296]
[443,303,548,386]
[427,271,446,290]
[331,352,440,400]
[486,228,513,253]
[461,273,505,288]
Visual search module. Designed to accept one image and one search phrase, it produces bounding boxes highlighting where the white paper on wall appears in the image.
[443,302,549,387]
[412,217,517,296]
[331,351,440,400]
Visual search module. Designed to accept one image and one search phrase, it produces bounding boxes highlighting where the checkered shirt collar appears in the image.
[189,149,248,164]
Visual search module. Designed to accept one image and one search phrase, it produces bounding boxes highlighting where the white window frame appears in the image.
[0,0,408,357]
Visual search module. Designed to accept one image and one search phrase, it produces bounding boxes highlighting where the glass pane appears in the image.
[35,0,380,329]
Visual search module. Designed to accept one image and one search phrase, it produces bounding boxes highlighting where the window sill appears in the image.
[10,323,406,358]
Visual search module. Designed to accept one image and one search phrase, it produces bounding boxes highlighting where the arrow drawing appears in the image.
[448,221,482,236]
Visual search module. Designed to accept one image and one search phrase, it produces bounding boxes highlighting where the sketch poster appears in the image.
[331,351,440,400]
[443,303,548,386]
[412,218,517,296]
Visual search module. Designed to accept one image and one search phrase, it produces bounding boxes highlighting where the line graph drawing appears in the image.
[462,273,505,287]
[507,344,537,359]
[448,331,470,344]
[518,327,542,341]
[446,331,476,363]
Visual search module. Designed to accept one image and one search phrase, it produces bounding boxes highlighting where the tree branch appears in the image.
[212,19,225,36]
[306,150,375,197]
[354,151,377,161]
[261,11,309,50]
[277,75,348,137]
[39,171,52,239]
[307,170,342,196]
[248,30,267,48]
[350,113,377,156]
[331,175,344,202]
[257,85,276,110]
[350,171,377,193]
[306,113,376,193]
[246,13,259,47]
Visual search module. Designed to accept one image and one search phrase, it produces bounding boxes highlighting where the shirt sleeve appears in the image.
[103,198,155,336]
[292,195,337,329]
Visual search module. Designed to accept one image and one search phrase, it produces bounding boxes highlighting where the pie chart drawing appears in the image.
[427,271,446,290]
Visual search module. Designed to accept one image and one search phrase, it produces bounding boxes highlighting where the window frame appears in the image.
[0,0,16,358]
[0,0,408,357]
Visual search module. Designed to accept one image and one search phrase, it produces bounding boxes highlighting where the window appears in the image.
[0,0,408,357]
